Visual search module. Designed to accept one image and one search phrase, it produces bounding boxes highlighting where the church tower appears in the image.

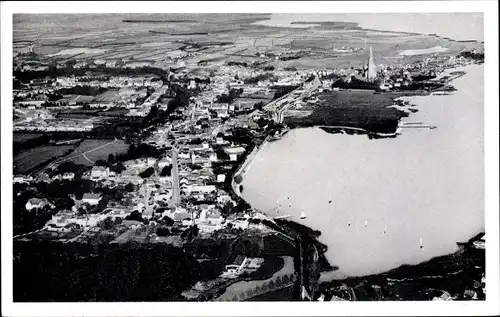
[366,46,377,80]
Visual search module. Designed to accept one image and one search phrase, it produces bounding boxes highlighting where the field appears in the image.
[14,145,75,174]
[285,90,424,133]
[60,94,95,104]
[94,90,119,103]
[54,139,128,166]
[97,108,129,116]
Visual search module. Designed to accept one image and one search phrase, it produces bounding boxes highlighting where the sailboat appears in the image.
[364,221,368,227]
[300,212,306,219]
[420,237,424,250]
[383,226,387,234]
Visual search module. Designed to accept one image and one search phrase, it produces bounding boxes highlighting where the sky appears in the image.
[256,13,484,42]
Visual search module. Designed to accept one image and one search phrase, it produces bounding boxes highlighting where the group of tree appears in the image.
[98,216,123,230]
[180,225,199,241]
[13,241,201,301]
[56,85,107,96]
[138,167,155,178]
[458,50,484,61]
[243,73,276,85]
[227,61,248,67]
[160,165,172,177]
[13,64,168,83]
[253,101,265,111]
[279,54,302,61]
[216,88,243,104]
[124,210,145,222]
[116,143,164,162]
[272,85,299,100]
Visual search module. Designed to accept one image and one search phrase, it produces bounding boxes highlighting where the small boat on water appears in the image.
[420,237,424,250]
[300,212,306,219]
[383,226,387,234]
[364,221,368,227]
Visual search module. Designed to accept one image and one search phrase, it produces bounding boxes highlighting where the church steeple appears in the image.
[367,45,376,79]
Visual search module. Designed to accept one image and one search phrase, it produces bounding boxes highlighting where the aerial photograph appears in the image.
[8,10,488,304]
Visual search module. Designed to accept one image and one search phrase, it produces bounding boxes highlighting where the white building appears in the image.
[91,166,109,180]
[82,193,102,205]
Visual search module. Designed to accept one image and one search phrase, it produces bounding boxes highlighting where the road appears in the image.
[231,135,271,198]
[142,184,154,218]
[169,148,181,207]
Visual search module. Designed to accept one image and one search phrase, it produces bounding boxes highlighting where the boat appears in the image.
[300,212,306,219]
[420,237,424,250]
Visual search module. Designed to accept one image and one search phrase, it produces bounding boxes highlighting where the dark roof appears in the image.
[233,255,246,266]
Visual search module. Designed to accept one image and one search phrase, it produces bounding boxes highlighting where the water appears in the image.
[253,13,484,42]
[48,48,108,57]
[399,46,449,56]
[241,64,484,279]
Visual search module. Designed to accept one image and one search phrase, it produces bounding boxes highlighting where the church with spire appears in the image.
[365,45,377,80]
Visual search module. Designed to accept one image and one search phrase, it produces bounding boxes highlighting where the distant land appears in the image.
[123,19,195,23]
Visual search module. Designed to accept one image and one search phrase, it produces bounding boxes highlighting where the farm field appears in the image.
[54,139,128,166]
[14,145,75,174]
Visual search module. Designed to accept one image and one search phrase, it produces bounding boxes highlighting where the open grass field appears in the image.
[94,90,119,103]
[285,90,423,133]
[14,145,75,174]
[54,139,128,166]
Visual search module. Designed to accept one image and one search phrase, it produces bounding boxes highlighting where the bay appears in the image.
[241,64,484,279]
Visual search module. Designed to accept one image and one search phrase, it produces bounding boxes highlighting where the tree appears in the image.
[114,217,123,226]
[125,210,144,222]
[221,201,233,217]
[110,162,125,174]
[125,182,135,192]
[253,101,265,111]
[107,154,116,165]
[99,216,114,230]
[139,167,155,178]
[94,159,108,167]
[156,227,171,236]
[161,215,174,226]
[97,196,110,210]
[160,165,172,177]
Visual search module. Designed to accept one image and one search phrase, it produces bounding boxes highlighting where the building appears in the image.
[222,256,265,276]
[82,193,102,205]
[366,46,377,80]
[91,166,109,180]
[62,172,75,180]
[25,198,51,211]
[223,146,246,161]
